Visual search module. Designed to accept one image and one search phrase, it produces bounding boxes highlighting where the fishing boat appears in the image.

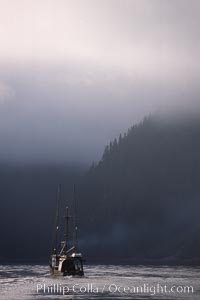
[49,185,84,276]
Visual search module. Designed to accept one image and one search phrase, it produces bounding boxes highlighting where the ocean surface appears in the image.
[0,264,199,300]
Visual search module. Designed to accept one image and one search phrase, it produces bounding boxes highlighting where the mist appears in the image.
[0,0,200,164]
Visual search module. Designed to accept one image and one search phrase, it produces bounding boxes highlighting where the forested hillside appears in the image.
[1,114,200,264]
[79,115,200,264]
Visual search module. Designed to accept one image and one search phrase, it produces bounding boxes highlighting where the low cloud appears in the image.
[0,82,14,103]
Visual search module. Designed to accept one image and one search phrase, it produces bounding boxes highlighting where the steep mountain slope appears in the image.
[79,115,200,264]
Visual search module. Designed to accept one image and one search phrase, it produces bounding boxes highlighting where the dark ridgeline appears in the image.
[1,114,200,264]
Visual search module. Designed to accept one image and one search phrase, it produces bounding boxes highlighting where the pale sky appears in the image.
[0,0,200,163]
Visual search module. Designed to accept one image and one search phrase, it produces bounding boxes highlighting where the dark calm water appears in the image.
[0,265,199,300]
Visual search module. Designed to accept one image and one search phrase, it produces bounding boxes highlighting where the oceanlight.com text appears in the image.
[37,283,194,296]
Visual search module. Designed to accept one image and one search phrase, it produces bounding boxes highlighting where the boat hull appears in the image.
[50,254,84,276]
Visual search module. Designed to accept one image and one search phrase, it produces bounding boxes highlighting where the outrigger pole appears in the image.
[54,184,61,255]
[73,184,78,251]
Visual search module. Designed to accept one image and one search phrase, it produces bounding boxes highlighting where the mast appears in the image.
[64,206,69,251]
